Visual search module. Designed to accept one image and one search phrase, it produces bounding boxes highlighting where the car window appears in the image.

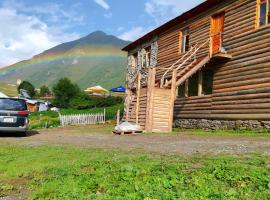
[0,99,27,111]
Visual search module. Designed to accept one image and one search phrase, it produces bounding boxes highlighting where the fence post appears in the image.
[117,109,120,125]
[104,108,106,123]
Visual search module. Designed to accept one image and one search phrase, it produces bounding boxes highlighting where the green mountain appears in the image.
[0,31,130,89]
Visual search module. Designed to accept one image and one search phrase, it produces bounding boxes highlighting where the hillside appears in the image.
[0,83,17,97]
[0,31,130,89]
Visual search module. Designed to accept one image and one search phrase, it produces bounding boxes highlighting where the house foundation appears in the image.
[174,119,270,130]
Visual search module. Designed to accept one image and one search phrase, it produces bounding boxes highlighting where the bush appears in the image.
[70,93,93,110]
[52,78,81,108]
[18,81,36,98]
[29,111,60,130]
[39,85,51,97]
[69,95,123,110]
[90,96,123,108]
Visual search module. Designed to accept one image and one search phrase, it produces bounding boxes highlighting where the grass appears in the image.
[0,83,18,96]
[28,104,123,130]
[173,128,270,138]
[0,145,269,199]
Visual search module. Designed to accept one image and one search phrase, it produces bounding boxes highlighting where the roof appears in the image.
[122,0,224,51]
[84,86,109,94]
[110,86,126,93]
[0,92,8,98]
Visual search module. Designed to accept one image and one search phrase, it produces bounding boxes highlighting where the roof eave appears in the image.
[122,0,222,52]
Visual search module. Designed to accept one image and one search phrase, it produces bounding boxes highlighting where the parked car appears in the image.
[0,98,29,135]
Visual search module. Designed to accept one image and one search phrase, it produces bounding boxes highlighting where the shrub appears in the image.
[52,78,81,108]
[90,96,123,108]
[39,85,51,97]
[18,81,36,98]
[70,93,93,110]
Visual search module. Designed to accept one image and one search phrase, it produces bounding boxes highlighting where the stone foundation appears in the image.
[174,119,270,130]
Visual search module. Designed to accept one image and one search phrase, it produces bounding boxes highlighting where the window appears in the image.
[202,69,214,95]
[177,69,214,98]
[142,47,151,68]
[188,73,199,97]
[177,81,187,98]
[0,99,27,111]
[131,53,138,68]
[180,28,190,53]
[258,0,270,27]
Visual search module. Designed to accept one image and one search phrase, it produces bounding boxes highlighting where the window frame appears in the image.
[256,0,270,28]
[177,70,214,98]
[130,52,138,69]
[141,46,151,68]
[179,28,190,54]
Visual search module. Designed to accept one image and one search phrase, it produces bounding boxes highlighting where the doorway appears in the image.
[211,12,225,55]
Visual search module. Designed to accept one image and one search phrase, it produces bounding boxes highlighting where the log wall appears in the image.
[154,0,270,120]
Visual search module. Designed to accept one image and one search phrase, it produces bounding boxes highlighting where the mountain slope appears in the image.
[0,31,129,89]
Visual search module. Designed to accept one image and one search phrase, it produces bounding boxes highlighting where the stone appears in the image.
[174,119,270,131]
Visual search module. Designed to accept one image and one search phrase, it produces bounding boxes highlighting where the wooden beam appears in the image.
[198,70,203,96]
[169,70,177,132]
[145,68,156,132]
[136,73,142,124]
[176,55,210,87]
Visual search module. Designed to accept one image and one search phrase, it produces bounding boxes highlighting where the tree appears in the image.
[52,78,80,108]
[18,81,36,98]
[39,85,51,97]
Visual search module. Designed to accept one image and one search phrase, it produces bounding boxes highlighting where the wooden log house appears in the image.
[122,0,270,132]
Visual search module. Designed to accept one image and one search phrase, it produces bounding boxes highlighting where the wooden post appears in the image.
[198,70,203,96]
[185,79,189,97]
[117,109,120,125]
[136,73,142,124]
[126,90,131,121]
[169,70,177,132]
[145,68,156,132]
[104,108,106,123]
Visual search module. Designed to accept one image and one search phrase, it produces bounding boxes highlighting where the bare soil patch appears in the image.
[0,125,270,155]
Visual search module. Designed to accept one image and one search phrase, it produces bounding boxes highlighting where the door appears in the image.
[211,12,225,55]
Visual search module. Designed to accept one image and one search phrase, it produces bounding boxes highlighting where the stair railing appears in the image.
[160,44,198,88]
[160,38,211,88]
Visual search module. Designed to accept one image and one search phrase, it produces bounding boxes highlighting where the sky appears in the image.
[0,0,204,68]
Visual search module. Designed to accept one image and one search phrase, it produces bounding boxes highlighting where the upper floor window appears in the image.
[258,0,270,27]
[179,28,190,54]
[142,46,151,68]
[130,53,138,68]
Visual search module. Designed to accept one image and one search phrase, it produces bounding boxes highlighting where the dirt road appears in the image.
[1,125,270,155]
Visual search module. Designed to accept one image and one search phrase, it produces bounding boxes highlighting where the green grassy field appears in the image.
[0,145,269,199]
[0,83,17,96]
[172,128,270,138]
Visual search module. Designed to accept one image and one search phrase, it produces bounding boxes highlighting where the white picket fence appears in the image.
[59,110,106,126]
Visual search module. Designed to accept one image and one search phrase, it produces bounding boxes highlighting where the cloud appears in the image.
[94,0,110,10]
[0,7,79,68]
[2,0,85,25]
[145,0,204,25]
[119,27,149,41]
[104,13,112,18]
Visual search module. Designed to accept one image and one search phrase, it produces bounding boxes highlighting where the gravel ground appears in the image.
[0,126,270,155]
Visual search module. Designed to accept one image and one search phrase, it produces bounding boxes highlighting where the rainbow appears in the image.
[0,47,127,75]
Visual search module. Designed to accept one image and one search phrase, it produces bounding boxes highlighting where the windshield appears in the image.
[0,99,27,111]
